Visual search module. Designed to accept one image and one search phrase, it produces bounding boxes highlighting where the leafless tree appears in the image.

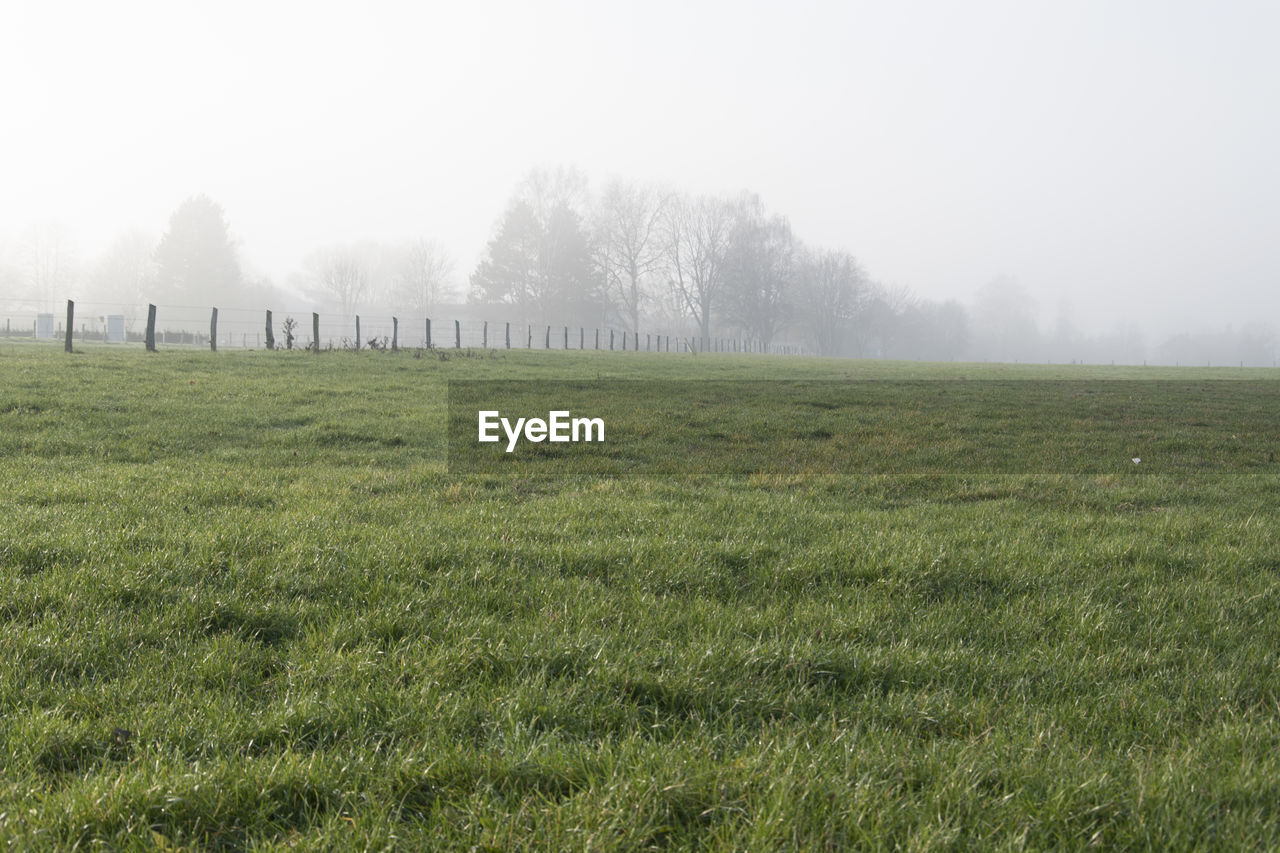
[19,223,77,310]
[594,180,671,335]
[305,245,371,318]
[797,247,870,356]
[663,193,738,341]
[391,239,454,316]
[89,230,155,308]
[724,194,796,348]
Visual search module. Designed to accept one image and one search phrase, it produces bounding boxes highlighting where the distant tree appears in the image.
[391,239,454,316]
[19,223,78,309]
[89,230,155,307]
[470,200,543,312]
[470,191,599,326]
[594,180,671,335]
[153,196,242,305]
[796,247,869,356]
[305,245,371,318]
[882,299,970,361]
[970,276,1040,362]
[723,195,795,348]
[663,193,738,341]
[539,203,599,323]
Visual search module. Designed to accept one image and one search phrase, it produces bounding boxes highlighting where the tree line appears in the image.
[2,174,1275,364]
[466,167,968,358]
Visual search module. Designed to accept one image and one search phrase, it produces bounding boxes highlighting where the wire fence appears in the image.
[1,300,811,356]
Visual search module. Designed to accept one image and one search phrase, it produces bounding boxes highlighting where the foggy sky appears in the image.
[2,0,1277,339]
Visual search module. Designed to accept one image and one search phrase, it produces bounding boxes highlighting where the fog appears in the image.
[2,0,1277,361]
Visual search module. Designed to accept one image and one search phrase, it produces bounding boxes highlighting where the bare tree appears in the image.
[724,194,796,348]
[305,245,371,318]
[519,165,590,223]
[19,223,77,310]
[89,230,155,308]
[663,193,738,342]
[595,180,671,336]
[797,247,869,356]
[391,239,454,316]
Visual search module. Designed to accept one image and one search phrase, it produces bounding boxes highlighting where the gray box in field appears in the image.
[107,315,125,343]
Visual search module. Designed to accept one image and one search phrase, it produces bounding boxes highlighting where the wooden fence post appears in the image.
[210,308,218,352]
[265,310,275,350]
[145,304,156,351]
[545,325,550,349]
[527,325,532,348]
[580,327,584,349]
[563,326,568,349]
[505,322,511,349]
[312,313,320,352]
[355,315,361,351]
[610,330,614,351]
[392,317,399,351]
[455,319,460,348]
[64,300,74,353]
[425,318,431,348]
[482,320,488,348]
[595,329,599,350]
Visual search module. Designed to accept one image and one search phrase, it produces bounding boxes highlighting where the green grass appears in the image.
[2,343,1279,850]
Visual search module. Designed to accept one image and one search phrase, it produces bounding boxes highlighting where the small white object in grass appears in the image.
[1132,457,1141,464]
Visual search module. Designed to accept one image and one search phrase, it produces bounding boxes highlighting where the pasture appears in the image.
[1,344,1278,850]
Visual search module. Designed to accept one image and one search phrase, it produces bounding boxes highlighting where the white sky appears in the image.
[2,0,1277,337]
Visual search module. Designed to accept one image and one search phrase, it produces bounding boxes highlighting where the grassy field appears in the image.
[2,343,1279,850]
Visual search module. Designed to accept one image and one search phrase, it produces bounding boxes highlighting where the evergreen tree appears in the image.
[153,195,243,305]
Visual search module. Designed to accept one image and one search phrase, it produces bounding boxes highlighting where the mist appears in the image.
[2,0,1277,364]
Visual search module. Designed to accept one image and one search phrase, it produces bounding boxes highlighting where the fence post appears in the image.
[313,313,321,352]
[595,329,599,350]
[455,319,460,348]
[265,310,275,350]
[610,330,614,351]
[145,304,157,351]
[482,320,488,348]
[425,318,431,349]
[563,326,568,349]
[545,326,550,349]
[505,321,511,349]
[210,308,218,352]
[527,325,532,348]
[64,300,74,353]
[580,327,584,349]
[355,315,361,351]
[392,317,399,351]
[634,331,639,351]
[647,333,650,352]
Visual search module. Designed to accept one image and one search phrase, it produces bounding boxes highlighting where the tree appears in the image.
[89,230,155,307]
[18,223,77,309]
[594,180,671,336]
[390,239,454,316]
[153,196,243,305]
[539,203,599,324]
[970,276,1040,362]
[305,245,371,318]
[470,193,600,326]
[723,195,795,348]
[663,193,737,342]
[470,200,543,312]
[796,247,869,356]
